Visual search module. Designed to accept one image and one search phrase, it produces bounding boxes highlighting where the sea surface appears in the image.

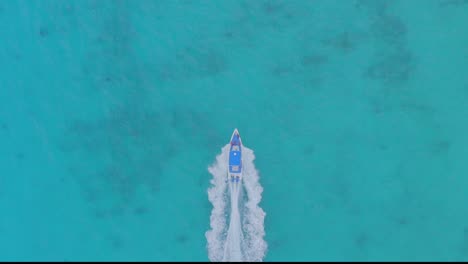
[1,0,468,261]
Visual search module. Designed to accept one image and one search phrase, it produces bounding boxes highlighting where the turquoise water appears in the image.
[1,0,468,261]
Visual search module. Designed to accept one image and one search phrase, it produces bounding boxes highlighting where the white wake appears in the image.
[206,144,267,262]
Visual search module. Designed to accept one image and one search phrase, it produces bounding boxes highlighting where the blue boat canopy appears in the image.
[229,149,241,173]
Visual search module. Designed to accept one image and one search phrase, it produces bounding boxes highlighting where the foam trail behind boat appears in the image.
[206,144,267,262]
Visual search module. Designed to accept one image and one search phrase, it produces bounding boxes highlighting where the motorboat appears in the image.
[228,128,242,184]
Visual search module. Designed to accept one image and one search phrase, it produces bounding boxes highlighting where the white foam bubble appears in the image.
[206,144,267,262]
